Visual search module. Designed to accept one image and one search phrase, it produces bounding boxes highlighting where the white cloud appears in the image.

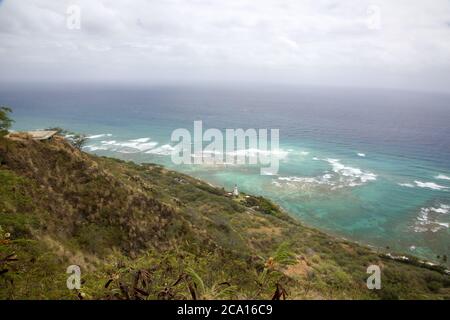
[1,0,450,91]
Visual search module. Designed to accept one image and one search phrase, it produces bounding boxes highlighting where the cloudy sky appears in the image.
[1,0,450,92]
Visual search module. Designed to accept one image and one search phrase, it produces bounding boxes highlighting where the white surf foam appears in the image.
[101,140,117,145]
[435,174,450,181]
[278,176,327,184]
[357,153,366,157]
[145,144,175,155]
[271,181,282,187]
[85,138,158,153]
[116,141,158,152]
[398,183,415,188]
[430,204,450,214]
[275,158,376,190]
[326,158,377,186]
[129,137,151,143]
[414,181,448,191]
[87,133,113,139]
[414,204,449,233]
[225,148,289,160]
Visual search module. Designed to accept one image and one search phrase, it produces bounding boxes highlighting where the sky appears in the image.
[0,0,450,92]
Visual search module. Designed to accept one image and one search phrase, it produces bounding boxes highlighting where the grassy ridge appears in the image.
[0,135,449,299]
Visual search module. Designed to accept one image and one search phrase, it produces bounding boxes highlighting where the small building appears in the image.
[25,130,59,141]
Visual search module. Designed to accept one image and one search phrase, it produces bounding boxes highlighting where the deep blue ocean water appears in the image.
[2,84,450,262]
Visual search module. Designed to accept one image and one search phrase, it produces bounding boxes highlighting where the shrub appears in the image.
[427,281,442,293]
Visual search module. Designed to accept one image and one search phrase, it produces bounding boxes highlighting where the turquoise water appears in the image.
[2,85,450,262]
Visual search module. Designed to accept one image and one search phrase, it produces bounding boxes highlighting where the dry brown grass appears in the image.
[283,257,311,279]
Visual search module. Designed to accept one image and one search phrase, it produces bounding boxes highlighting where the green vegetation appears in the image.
[0,132,449,300]
[0,107,13,137]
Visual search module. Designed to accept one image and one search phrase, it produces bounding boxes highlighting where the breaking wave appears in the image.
[435,174,450,181]
[326,158,377,187]
[224,148,289,160]
[398,183,414,188]
[145,144,175,155]
[87,133,113,139]
[275,158,376,190]
[413,204,449,233]
[414,181,448,191]
[84,137,158,153]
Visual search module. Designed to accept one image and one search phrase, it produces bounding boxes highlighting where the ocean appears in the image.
[2,84,450,263]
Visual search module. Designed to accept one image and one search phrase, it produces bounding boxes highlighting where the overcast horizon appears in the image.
[1,0,450,93]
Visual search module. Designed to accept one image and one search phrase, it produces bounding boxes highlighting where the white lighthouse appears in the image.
[233,184,239,197]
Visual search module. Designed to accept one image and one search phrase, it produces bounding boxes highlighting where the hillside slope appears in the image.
[0,135,449,299]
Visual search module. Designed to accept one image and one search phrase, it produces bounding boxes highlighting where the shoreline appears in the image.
[163,165,450,270]
[93,149,450,273]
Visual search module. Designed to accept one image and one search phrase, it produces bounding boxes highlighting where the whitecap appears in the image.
[83,141,117,151]
[83,145,101,151]
[145,144,175,155]
[430,204,450,214]
[271,181,282,187]
[278,176,323,184]
[117,141,158,152]
[326,158,377,186]
[413,204,450,233]
[414,181,448,191]
[84,138,158,153]
[398,183,415,188]
[435,174,450,181]
[129,137,151,143]
[275,175,331,191]
[224,148,289,160]
[87,133,113,139]
[276,172,335,189]
[299,151,310,156]
[357,153,366,157]
[274,159,376,190]
[101,140,117,145]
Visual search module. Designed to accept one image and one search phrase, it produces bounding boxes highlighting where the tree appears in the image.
[70,133,87,150]
[0,107,13,137]
[45,127,87,150]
